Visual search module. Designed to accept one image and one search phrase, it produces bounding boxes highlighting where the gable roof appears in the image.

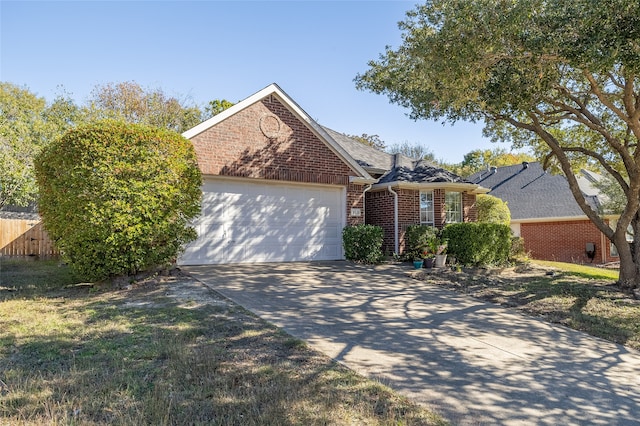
[468,162,601,221]
[182,83,486,192]
[182,83,374,182]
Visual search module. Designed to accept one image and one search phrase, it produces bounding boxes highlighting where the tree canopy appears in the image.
[0,83,76,208]
[356,0,640,289]
[205,99,235,119]
[86,81,203,133]
[0,80,232,207]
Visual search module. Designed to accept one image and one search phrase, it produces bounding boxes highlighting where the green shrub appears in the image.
[476,194,511,225]
[404,225,438,259]
[442,223,511,266]
[342,224,384,264]
[510,236,527,260]
[34,120,202,281]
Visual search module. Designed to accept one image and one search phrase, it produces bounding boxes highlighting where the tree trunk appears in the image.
[615,230,640,292]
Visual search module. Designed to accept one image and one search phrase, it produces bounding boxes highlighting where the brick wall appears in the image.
[190,95,364,224]
[397,189,420,253]
[367,188,479,255]
[366,190,395,254]
[191,96,358,185]
[521,220,616,264]
[463,192,478,222]
[347,183,365,226]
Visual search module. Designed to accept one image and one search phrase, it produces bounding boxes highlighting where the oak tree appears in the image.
[356,0,640,290]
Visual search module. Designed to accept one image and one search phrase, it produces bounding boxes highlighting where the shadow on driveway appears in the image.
[185,261,640,426]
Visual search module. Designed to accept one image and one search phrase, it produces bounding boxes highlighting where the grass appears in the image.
[0,258,446,425]
[533,260,620,281]
[419,260,640,350]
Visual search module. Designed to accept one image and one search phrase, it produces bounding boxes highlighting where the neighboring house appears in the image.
[468,162,618,264]
[178,83,487,265]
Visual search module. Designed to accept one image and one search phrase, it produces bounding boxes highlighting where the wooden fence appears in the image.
[0,218,59,257]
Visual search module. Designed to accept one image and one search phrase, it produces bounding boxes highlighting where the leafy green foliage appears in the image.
[342,224,384,264]
[441,148,535,176]
[442,223,511,266]
[592,174,626,215]
[476,194,511,225]
[510,236,527,261]
[204,99,235,118]
[356,0,640,288]
[34,120,202,281]
[0,83,76,208]
[404,225,439,259]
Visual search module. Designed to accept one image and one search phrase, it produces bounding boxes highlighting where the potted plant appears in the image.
[412,256,424,269]
[426,236,448,268]
[435,239,448,268]
[422,249,435,268]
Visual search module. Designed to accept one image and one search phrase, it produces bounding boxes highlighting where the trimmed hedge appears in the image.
[35,120,202,281]
[342,224,384,264]
[476,194,511,225]
[442,223,511,266]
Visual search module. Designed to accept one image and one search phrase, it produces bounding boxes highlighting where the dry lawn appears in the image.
[0,259,445,425]
[411,261,640,350]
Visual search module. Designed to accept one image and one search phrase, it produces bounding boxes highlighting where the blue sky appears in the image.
[1,0,511,163]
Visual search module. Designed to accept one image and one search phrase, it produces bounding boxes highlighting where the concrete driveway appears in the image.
[185,261,640,425]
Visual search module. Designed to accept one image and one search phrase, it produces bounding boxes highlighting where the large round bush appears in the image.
[35,120,202,281]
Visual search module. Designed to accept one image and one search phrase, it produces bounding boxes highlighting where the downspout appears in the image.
[362,184,372,224]
[387,186,399,255]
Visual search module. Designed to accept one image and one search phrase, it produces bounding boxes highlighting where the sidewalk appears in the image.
[185,262,640,425]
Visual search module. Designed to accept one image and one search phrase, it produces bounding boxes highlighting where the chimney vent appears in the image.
[490,166,497,174]
[522,161,529,169]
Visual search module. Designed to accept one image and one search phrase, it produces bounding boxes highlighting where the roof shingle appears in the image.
[468,162,599,220]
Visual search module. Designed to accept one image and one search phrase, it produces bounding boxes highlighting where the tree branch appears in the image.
[560,146,628,191]
[526,112,615,240]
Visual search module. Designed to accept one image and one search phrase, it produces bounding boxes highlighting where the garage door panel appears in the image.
[179,179,345,265]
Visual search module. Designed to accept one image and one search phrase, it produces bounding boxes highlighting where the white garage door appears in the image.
[178,179,345,265]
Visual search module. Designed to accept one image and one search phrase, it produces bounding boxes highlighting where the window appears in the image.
[445,191,462,223]
[420,191,434,225]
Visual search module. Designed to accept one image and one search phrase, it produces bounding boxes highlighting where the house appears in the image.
[468,161,618,264]
[178,83,487,265]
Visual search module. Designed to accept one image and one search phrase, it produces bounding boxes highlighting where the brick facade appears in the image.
[365,190,396,254]
[191,95,364,225]
[520,220,616,264]
[366,188,478,255]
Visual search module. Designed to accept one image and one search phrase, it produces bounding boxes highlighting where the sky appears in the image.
[1,0,512,163]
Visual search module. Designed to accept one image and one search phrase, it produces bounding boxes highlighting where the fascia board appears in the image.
[350,176,377,184]
[512,214,618,224]
[371,181,489,193]
[181,84,280,139]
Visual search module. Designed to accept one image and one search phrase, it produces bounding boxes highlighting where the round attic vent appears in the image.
[259,114,282,139]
